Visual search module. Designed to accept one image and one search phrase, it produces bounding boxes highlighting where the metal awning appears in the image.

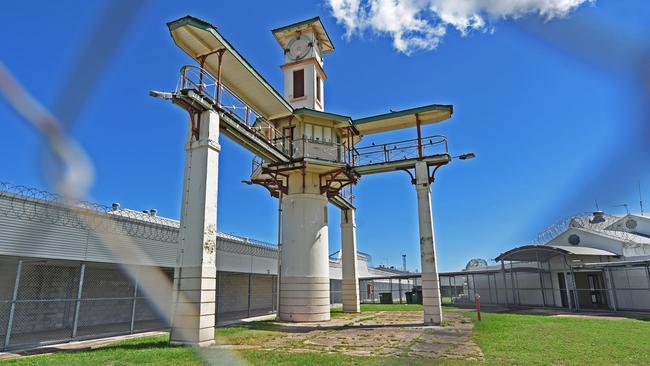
[353,104,453,135]
[495,244,618,262]
[167,16,293,120]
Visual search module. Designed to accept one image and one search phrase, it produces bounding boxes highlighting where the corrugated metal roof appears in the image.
[495,244,618,262]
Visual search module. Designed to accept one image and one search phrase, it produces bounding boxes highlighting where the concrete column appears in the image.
[279,172,330,322]
[341,208,360,313]
[414,161,443,325]
[170,109,220,346]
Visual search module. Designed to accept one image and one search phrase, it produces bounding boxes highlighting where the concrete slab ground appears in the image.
[220,310,484,362]
[2,311,484,363]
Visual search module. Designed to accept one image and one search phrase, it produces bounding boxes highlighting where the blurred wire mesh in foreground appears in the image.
[0,0,242,363]
[1,0,649,364]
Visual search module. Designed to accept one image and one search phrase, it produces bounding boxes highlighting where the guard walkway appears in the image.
[351,135,451,176]
[169,65,291,164]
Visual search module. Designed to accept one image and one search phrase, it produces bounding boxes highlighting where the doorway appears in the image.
[558,273,568,308]
[574,271,609,309]
[282,126,295,156]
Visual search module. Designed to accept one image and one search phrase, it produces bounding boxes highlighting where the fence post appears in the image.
[501,261,509,307]
[130,267,139,334]
[569,266,580,312]
[535,252,547,307]
[606,268,618,311]
[450,276,456,304]
[3,260,22,351]
[548,261,556,307]
[397,278,402,304]
[471,274,476,301]
[492,273,499,305]
[247,273,252,318]
[510,262,518,305]
[71,263,86,339]
[486,272,492,304]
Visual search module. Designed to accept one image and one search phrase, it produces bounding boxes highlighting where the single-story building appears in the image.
[444,211,650,312]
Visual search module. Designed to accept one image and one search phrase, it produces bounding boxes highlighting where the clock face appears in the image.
[287,36,311,61]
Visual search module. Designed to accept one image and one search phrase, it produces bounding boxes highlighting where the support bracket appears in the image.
[320,167,359,199]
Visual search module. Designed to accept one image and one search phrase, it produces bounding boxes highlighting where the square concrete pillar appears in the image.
[341,208,360,313]
[170,109,220,346]
[414,161,443,325]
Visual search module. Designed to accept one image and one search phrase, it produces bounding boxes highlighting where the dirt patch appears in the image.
[217,311,483,362]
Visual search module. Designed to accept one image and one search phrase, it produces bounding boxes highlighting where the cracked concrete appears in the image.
[220,310,484,362]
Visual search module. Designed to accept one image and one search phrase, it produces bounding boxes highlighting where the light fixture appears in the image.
[458,152,476,160]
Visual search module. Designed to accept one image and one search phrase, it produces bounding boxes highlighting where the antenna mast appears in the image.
[639,181,644,216]
[613,203,629,215]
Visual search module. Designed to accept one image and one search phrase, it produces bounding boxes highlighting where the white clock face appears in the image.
[288,36,311,61]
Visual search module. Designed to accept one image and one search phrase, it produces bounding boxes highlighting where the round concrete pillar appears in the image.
[279,192,331,322]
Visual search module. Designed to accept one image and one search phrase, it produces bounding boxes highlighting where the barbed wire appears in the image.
[216,236,278,259]
[535,212,638,244]
[0,181,179,243]
[0,181,278,256]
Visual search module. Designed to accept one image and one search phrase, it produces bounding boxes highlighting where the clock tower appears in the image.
[272,17,334,111]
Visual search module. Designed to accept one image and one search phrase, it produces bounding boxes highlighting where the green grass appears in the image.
[468,311,650,365]
[214,321,284,345]
[2,335,197,366]
[6,306,650,365]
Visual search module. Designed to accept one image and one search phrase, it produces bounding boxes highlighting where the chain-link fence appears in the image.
[0,257,278,351]
[439,261,650,312]
[216,272,277,322]
[359,277,421,304]
[0,257,173,351]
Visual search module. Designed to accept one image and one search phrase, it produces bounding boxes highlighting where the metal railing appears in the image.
[177,65,283,150]
[351,135,448,167]
[251,137,345,175]
[292,138,344,163]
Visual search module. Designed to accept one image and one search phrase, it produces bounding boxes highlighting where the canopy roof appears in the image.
[168,16,293,120]
[272,17,334,54]
[353,104,453,135]
[495,244,618,262]
[293,107,351,123]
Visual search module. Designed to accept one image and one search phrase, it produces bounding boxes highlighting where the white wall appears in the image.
[548,228,625,256]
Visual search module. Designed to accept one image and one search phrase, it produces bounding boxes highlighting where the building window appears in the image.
[316,75,321,102]
[293,69,304,98]
[303,123,334,143]
[313,125,323,141]
[568,234,580,246]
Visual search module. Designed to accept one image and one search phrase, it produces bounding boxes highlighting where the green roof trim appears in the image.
[353,104,453,125]
[167,16,293,114]
[293,107,351,123]
[271,16,335,53]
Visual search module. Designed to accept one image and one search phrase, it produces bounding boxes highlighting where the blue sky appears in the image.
[2,1,650,272]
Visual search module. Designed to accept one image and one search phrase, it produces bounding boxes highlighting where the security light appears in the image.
[458,152,476,160]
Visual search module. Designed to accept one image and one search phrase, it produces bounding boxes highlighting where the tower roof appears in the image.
[167,16,293,119]
[272,16,334,54]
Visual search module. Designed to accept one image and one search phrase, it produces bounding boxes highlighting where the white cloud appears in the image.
[326,0,594,54]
